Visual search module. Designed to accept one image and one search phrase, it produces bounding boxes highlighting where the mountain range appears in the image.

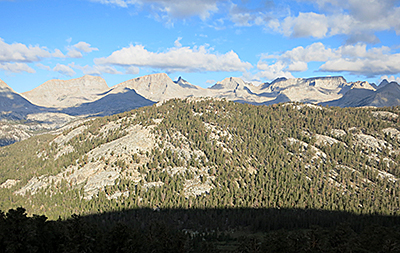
[0,73,400,146]
[2,74,400,118]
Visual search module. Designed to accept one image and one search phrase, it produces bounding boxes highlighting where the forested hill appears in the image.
[0,98,399,220]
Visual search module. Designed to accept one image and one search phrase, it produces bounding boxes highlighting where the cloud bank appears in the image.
[95,44,252,73]
[227,0,400,43]
[0,38,62,63]
[256,42,400,81]
[0,38,98,75]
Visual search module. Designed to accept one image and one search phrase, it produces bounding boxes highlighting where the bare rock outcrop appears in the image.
[372,111,398,120]
[355,133,391,152]
[315,134,345,147]
[0,179,20,189]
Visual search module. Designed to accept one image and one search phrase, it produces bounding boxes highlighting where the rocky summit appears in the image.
[22,75,109,108]
[113,73,212,102]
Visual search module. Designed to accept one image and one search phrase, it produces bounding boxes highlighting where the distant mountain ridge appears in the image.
[0,79,44,120]
[0,74,399,146]
[1,74,400,121]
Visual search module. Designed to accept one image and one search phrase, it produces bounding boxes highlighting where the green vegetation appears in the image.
[0,99,399,250]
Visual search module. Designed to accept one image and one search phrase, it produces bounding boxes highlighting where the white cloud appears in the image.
[90,0,129,8]
[53,64,76,77]
[90,0,221,21]
[90,0,400,41]
[255,61,294,81]
[124,66,139,75]
[260,42,400,79]
[0,62,35,73]
[287,61,308,72]
[278,42,336,62]
[281,12,329,38]
[67,50,83,58]
[73,41,99,53]
[228,2,274,28]
[35,63,51,71]
[318,44,400,76]
[281,0,399,42]
[0,38,52,62]
[67,42,98,58]
[320,55,400,77]
[52,49,65,58]
[229,4,256,27]
[174,37,182,48]
[0,38,67,75]
[230,0,400,43]
[95,44,252,73]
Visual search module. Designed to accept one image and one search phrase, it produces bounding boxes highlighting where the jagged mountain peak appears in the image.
[271,77,288,83]
[174,76,199,89]
[209,77,250,90]
[116,73,210,102]
[378,79,390,90]
[378,81,400,92]
[174,76,185,83]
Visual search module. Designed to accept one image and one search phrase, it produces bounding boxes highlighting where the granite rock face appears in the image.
[114,73,212,102]
[22,75,109,108]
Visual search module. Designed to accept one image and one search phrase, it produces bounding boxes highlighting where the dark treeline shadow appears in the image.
[85,207,400,232]
[1,207,400,252]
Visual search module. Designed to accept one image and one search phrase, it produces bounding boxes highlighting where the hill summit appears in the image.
[22,75,109,108]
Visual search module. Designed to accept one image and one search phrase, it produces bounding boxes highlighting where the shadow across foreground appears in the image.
[1,207,400,252]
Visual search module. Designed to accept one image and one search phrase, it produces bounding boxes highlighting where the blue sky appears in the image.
[1,0,400,93]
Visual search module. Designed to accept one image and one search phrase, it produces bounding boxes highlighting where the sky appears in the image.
[1,0,400,93]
